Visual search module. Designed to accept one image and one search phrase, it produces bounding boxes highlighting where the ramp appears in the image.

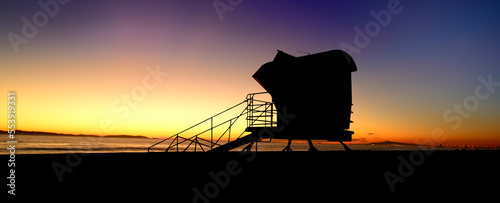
[207,133,255,152]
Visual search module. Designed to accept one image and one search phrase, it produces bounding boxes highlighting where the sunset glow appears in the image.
[1,0,499,147]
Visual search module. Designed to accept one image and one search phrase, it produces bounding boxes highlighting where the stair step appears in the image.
[247,115,273,118]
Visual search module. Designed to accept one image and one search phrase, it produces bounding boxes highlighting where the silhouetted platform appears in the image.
[243,126,353,141]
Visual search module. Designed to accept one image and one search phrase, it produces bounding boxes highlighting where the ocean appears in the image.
[1,134,159,154]
[1,134,467,155]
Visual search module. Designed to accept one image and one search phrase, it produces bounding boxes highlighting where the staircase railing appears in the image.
[147,92,276,152]
[246,92,277,128]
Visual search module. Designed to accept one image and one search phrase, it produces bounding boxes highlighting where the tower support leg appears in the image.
[339,141,351,151]
[282,139,293,152]
[307,138,318,152]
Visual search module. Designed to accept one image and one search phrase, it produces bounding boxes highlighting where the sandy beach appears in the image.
[3,150,499,202]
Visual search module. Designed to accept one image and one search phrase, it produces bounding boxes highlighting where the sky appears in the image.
[1,0,499,146]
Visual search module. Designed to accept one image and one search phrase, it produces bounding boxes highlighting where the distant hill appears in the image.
[368,140,423,146]
[0,130,149,139]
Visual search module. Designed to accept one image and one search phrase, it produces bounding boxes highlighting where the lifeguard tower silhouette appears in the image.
[148,50,357,152]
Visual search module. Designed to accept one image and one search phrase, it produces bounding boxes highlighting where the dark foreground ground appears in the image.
[3,151,500,202]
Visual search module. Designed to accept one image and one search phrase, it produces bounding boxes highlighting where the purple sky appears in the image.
[1,0,499,145]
